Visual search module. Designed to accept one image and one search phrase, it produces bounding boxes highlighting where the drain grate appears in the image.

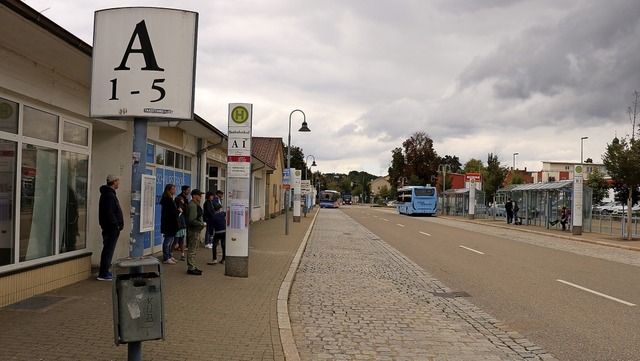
[431,291,471,298]
[6,295,66,311]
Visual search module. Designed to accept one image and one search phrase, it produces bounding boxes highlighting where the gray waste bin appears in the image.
[112,257,164,345]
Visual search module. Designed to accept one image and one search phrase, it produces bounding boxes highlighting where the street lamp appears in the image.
[580,136,588,165]
[304,155,316,181]
[512,152,519,170]
[437,164,450,214]
[286,109,310,235]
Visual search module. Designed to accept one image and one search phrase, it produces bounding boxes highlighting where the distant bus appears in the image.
[342,192,352,205]
[396,186,438,216]
[319,190,341,208]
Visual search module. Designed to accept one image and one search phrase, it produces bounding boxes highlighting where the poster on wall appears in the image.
[140,174,156,232]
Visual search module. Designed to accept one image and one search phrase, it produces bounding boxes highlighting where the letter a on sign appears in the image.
[91,8,198,120]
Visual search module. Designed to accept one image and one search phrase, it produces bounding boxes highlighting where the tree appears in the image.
[603,136,640,240]
[483,153,508,205]
[388,147,405,191]
[511,173,525,184]
[437,155,462,174]
[284,145,305,172]
[402,132,438,186]
[585,168,609,205]
[463,159,485,174]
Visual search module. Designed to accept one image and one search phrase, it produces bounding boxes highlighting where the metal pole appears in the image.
[128,117,147,361]
[513,152,518,170]
[286,109,307,235]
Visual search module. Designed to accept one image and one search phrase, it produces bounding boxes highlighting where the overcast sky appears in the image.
[23,0,640,177]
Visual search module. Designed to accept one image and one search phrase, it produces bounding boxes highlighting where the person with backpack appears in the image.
[207,202,226,265]
[186,189,205,275]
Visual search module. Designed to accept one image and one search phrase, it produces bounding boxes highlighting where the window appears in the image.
[0,97,91,268]
[0,140,16,266]
[165,150,175,168]
[253,178,262,207]
[175,153,183,169]
[23,106,58,142]
[20,143,57,261]
[63,120,89,146]
[155,145,165,165]
[59,151,88,253]
[0,97,18,134]
[184,156,192,171]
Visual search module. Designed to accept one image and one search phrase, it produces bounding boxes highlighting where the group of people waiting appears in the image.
[160,184,226,276]
[504,197,570,231]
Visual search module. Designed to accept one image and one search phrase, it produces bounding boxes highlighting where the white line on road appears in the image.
[381,218,389,222]
[419,231,431,236]
[556,279,636,306]
[397,224,405,227]
[459,245,484,255]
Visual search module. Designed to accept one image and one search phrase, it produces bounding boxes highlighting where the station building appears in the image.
[0,0,286,307]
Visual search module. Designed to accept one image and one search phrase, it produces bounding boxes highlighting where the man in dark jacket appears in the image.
[97,174,124,281]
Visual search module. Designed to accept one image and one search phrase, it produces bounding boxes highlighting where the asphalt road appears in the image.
[340,206,640,361]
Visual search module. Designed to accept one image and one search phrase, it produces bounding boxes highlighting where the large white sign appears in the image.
[91,7,198,119]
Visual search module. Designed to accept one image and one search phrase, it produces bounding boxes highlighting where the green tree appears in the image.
[463,158,485,173]
[284,145,305,172]
[388,147,405,192]
[603,136,640,239]
[585,168,609,205]
[483,153,508,205]
[602,91,640,239]
[510,173,525,184]
[437,155,462,173]
[402,132,438,186]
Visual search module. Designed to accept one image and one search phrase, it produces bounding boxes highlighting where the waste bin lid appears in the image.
[114,257,161,268]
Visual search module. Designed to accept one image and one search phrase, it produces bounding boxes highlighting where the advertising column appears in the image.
[572,165,583,235]
[226,103,252,277]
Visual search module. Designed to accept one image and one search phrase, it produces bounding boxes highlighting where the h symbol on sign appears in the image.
[233,108,247,122]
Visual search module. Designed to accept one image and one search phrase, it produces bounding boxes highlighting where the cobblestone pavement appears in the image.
[289,210,558,361]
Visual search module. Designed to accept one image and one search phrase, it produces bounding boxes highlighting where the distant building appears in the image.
[531,161,608,183]
[370,176,390,196]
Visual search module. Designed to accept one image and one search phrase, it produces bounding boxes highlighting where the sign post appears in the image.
[572,165,583,235]
[91,7,198,360]
[293,169,301,222]
[226,104,252,277]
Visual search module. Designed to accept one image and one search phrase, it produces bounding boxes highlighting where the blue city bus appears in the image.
[319,190,341,208]
[396,186,438,215]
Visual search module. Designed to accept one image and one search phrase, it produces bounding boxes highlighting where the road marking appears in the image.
[419,231,431,236]
[556,279,636,306]
[459,245,484,255]
[397,224,405,227]
[381,218,389,222]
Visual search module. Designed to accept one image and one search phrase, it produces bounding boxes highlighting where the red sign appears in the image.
[465,173,482,182]
[228,155,250,162]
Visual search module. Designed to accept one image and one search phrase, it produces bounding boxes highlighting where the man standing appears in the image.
[97,174,124,281]
[505,198,513,224]
[186,189,205,275]
[213,190,224,206]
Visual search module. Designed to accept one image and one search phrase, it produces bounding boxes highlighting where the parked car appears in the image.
[593,202,621,214]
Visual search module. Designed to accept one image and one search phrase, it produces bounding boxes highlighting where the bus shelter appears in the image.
[440,188,486,216]
[495,180,593,231]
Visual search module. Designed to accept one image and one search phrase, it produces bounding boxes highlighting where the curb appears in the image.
[445,216,640,252]
[278,209,319,361]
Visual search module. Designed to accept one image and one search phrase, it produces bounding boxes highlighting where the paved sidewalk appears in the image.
[288,209,557,361]
[0,209,314,361]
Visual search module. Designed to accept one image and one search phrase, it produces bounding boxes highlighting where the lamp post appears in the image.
[512,152,518,170]
[285,109,310,235]
[580,136,588,165]
[437,164,450,214]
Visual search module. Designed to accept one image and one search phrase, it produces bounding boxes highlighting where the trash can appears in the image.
[112,257,165,345]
